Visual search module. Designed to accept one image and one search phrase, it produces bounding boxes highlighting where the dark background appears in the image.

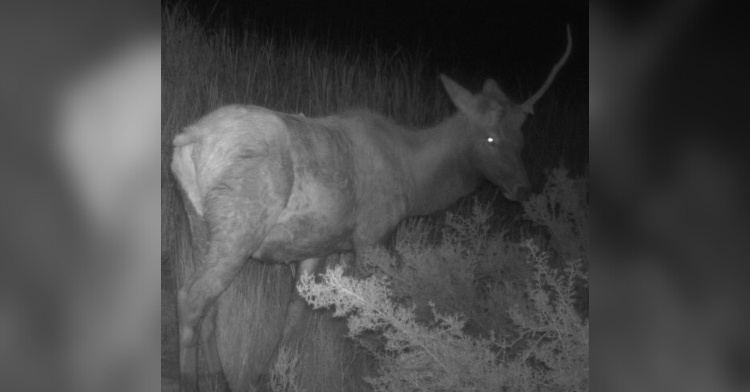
[163,0,587,96]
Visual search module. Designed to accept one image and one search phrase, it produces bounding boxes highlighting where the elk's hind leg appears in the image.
[177,233,258,392]
[178,159,290,392]
[200,304,229,391]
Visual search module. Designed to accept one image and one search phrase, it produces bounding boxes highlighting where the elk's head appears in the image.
[440,26,572,202]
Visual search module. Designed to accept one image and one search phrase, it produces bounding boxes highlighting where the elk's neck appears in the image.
[404,114,483,216]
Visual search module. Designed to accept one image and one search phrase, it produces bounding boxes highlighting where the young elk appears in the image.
[172,26,571,392]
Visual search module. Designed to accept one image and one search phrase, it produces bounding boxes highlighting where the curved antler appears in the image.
[521,24,572,114]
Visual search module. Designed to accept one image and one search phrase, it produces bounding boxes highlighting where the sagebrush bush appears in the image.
[508,241,588,391]
[297,169,589,391]
[523,167,588,264]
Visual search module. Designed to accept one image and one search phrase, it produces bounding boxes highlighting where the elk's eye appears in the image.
[487,137,494,143]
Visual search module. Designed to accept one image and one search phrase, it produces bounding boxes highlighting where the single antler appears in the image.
[521,24,572,114]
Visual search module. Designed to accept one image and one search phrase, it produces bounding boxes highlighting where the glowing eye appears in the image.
[487,137,494,143]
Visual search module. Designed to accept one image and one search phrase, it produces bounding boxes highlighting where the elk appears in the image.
[171,26,571,392]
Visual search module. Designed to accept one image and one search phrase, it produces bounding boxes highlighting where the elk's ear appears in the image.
[440,74,478,115]
[482,78,500,94]
[483,78,509,103]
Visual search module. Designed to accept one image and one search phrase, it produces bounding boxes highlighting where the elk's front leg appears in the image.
[281,258,323,343]
[258,258,323,387]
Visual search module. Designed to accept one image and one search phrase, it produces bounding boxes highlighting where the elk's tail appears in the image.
[173,132,200,147]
